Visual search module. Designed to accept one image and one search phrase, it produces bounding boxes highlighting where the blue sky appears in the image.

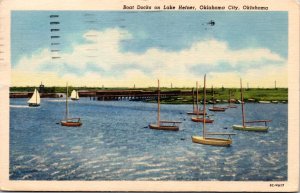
[11,11,288,87]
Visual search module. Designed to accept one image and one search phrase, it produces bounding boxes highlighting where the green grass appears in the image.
[204,88,288,102]
[10,87,288,103]
[147,88,288,104]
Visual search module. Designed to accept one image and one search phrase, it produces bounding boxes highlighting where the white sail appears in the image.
[76,91,79,100]
[70,90,76,99]
[28,88,41,105]
[70,90,79,100]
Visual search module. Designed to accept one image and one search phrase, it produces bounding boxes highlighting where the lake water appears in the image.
[10,98,287,181]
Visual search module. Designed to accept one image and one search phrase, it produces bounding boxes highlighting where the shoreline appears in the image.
[9,87,288,104]
[9,94,288,104]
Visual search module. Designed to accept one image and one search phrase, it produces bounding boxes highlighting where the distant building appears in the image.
[39,82,45,93]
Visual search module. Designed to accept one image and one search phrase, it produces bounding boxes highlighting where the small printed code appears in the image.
[270,184,285,187]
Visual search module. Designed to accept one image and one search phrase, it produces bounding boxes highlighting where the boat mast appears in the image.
[157,79,160,127]
[66,83,69,120]
[192,88,195,113]
[203,75,206,138]
[240,79,245,127]
[196,81,199,117]
[212,86,215,108]
[35,89,37,104]
[229,90,231,106]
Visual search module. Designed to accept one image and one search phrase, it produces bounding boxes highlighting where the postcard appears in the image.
[0,0,299,191]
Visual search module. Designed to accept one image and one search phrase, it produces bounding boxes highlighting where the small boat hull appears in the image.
[232,125,268,132]
[149,124,179,131]
[208,107,226,112]
[191,117,214,123]
[258,101,271,104]
[71,98,79,101]
[28,103,40,107]
[191,136,232,146]
[61,121,82,127]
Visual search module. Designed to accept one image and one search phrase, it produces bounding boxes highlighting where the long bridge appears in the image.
[79,90,192,101]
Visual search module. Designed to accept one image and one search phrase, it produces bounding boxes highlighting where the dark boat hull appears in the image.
[61,121,82,127]
[208,107,226,112]
[149,124,179,131]
[191,117,214,123]
[28,103,40,107]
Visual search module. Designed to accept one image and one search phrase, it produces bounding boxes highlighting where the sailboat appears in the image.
[61,83,82,127]
[232,79,271,132]
[192,75,236,146]
[149,80,181,131]
[227,90,237,108]
[70,90,80,100]
[28,88,40,107]
[187,87,207,115]
[208,86,227,112]
[191,81,213,123]
[187,88,197,115]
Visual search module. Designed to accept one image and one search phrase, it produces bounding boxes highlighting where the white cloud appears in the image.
[13,28,287,87]
[207,64,287,88]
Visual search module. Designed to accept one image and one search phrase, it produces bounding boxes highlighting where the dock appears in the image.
[10,90,196,101]
[79,90,192,101]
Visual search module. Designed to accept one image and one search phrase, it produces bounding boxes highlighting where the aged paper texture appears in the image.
[0,0,299,191]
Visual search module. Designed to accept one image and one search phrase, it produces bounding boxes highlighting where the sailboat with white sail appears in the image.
[70,90,80,100]
[28,88,41,107]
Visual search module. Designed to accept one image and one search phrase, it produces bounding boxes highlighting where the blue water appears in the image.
[10,98,287,181]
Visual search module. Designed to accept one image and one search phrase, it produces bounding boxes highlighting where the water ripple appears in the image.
[10,99,287,181]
